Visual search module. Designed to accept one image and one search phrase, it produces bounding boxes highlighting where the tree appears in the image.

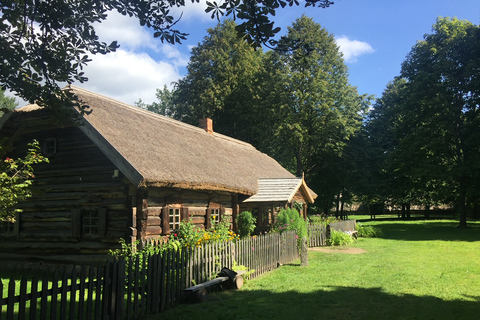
[399,17,480,227]
[1,0,333,119]
[0,140,49,221]
[361,18,480,226]
[169,19,266,144]
[0,89,18,117]
[265,16,370,213]
[135,85,176,116]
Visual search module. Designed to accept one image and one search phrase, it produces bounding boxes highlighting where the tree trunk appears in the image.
[458,176,468,228]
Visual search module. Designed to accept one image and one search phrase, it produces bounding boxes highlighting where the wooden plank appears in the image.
[40,274,48,319]
[116,259,126,319]
[7,278,15,320]
[78,265,87,320]
[140,255,147,316]
[102,261,112,319]
[86,265,95,320]
[30,274,39,320]
[51,270,60,320]
[126,257,134,320]
[130,256,140,319]
[18,275,28,320]
[60,267,69,319]
[159,251,167,311]
[94,264,104,320]
[69,267,78,320]
[166,250,172,308]
[110,259,118,319]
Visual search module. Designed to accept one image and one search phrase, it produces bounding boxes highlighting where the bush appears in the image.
[308,214,338,225]
[272,208,308,251]
[236,211,256,238]
[356,223,381,238]
[327,230,354,246]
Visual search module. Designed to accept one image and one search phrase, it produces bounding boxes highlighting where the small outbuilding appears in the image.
[0,86,316,262]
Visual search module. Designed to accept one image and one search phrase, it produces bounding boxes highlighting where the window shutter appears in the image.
[98,208,107,237]
[220,207,225,221]
[206,207,211,229]
[181,207,189,222]
[161,206,170,235]
[71,209,81,238]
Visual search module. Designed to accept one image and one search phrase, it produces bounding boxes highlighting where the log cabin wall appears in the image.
[138,188,235,242]
[0,113,132,263]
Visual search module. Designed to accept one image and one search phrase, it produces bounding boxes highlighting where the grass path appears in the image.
[151,220,480,320]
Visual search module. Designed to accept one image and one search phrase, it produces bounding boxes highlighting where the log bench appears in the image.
[183,268,246,303]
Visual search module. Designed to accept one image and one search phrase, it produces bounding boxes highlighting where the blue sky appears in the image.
[11,0,480,107]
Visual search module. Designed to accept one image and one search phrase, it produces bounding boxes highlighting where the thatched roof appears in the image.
[13,86,297,196]
[243,178,317,203]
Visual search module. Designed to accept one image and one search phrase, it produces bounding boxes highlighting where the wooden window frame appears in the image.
[44,137,57,157]
[72,208,107,238]
[206,203,225,229]
[162,205,188,235]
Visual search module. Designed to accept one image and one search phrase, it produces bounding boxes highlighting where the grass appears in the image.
[149,219,480,320]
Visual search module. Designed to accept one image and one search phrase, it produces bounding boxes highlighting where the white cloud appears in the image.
[335,36,374,63]
[77,49,183,105]
[73,10,195,105]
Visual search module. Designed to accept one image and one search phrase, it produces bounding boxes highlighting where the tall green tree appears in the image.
[399,17,480,227]
[0,0,333,117]
[170,19,266,144]
[265,16,370,213]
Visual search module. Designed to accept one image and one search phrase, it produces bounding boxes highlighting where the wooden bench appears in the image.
[183,268,246,303]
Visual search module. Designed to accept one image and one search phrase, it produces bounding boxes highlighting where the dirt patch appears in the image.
[309,247,367,254]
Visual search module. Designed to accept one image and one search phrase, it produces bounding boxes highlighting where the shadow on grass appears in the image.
[373,221,480,242]
[153,286,480,320]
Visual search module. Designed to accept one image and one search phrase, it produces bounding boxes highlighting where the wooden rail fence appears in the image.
[1,221,355,319]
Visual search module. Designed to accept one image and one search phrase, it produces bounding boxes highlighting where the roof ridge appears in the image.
[71,85,254,149]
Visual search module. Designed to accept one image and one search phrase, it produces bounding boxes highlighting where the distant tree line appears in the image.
[351,17,480,227]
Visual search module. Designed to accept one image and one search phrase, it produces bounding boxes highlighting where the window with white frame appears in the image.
[210,208,220,224]
[169,208,181,230]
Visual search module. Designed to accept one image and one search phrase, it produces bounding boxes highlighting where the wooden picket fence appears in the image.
[0,230,302,319]
[0,221,354,319]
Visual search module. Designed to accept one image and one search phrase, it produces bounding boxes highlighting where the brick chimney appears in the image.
[199,118,213,134]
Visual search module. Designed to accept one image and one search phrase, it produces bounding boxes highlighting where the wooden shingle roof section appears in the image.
[243,178,317,203]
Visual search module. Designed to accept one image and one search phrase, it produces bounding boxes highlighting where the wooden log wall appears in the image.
[141,188,235,241]
[0,113,132,262]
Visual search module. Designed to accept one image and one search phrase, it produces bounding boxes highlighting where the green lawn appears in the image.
[150,220,480,320]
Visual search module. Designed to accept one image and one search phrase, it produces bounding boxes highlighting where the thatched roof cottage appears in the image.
[0,86,316,262]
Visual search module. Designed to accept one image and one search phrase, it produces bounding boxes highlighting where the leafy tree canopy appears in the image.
[358,17,480,225]
[0,89,18,117]
[0,0,333,121]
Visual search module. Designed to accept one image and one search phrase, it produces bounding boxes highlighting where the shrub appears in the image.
[356,223,381,238]
[308,214,338,225]
[272,207,308,251]
[236,211,256,238]
[327,230,354,246]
